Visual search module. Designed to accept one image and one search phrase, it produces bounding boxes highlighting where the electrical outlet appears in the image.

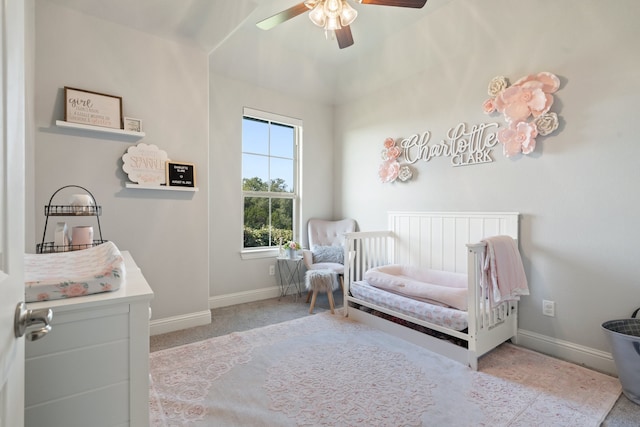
[269,265,275,276]
[542,300,555,317]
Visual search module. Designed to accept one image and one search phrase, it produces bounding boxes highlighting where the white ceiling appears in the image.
[44,0,452,104]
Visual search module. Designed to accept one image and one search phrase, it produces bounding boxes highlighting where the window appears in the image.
[242,108,301,251]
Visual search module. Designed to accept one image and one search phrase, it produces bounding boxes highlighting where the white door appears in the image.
[0,1,27,426]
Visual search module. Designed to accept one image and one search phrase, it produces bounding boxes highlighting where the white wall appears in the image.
[209,72,334,306]
[33,2,210,331]
[335,0,640,372]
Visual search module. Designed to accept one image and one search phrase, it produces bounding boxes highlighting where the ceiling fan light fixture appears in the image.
[339,1,358,26]
[325,15,341,31]
[308,0,357,31]
[308,3,327,27]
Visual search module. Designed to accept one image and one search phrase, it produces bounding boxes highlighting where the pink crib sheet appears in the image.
[350,280,468,331]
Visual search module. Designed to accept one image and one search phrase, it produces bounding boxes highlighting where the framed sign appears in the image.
[64,86,123,129]
[166,161,196,187]
[123,117,142,132]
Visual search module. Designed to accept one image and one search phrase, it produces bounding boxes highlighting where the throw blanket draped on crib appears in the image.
[482,235,529,306]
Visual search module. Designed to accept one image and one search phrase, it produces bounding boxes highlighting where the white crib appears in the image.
[343,211,522,370]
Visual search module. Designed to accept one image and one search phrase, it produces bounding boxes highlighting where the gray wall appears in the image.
[33,2,210,327]
[209,73,334,305]
[335,0,640,371]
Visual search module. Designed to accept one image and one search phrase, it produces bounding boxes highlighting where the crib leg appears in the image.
[468,355,478,371]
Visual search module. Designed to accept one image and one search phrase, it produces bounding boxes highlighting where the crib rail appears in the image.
[466,242,514,337]
[344,231,394,287]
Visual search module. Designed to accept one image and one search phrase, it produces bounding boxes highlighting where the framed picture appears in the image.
[123,117,142,133]
[64,86,123,129]
[166,161,196,187]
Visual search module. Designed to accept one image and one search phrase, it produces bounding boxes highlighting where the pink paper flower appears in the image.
[497,121,538,157]
[383,137,395,149]
[513,72,560,94]
[494,83,551,123]
[379,159,400,183]
[482,98,496,114]
[386,145,401,159]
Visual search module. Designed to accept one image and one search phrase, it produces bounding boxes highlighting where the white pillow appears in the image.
[312,245,343,264]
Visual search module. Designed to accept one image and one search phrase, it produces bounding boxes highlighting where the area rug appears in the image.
[149,312,621,427]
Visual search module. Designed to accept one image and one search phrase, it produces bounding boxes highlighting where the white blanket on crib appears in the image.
[482,235,529,306]
[364,265,468,310]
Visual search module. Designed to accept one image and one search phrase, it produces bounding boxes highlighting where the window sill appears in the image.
[240,248,279,260]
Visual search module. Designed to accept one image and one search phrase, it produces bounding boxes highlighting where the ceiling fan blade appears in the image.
[358,0,427,8]
[335,26,354,49]
[256,2,310,30]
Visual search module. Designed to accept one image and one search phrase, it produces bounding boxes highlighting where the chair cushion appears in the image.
[312,245,344,264]
[309,262,344,275]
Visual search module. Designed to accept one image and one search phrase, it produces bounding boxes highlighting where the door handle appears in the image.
[14,302,53,341]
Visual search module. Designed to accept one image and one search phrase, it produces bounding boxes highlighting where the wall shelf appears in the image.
[125,183,198,192]
[56,120,146,138]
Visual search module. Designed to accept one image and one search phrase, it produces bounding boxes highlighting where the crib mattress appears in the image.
[25,241,125,302]
[350,280,468,331]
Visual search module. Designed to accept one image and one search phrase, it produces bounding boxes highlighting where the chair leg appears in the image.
[305,290,312,304]
[309,290,318,314]
[327,288,335,314]
[339,275,344,294]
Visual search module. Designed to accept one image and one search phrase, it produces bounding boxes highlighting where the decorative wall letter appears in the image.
[379,71,563,183]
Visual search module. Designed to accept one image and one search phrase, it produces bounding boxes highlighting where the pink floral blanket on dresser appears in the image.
[24,241,124,302]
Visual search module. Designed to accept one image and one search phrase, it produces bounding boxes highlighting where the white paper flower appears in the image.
[398,166,413,182]
[533,112,559,136]
[488,76,509,97]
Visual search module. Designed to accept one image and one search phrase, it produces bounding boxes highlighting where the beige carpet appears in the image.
[149,311,621,426]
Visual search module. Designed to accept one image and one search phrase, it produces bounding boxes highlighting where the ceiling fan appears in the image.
[256,0,428,49]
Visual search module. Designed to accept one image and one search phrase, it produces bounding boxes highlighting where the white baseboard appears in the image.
[517,328,617,376]
[150,309,212,336]
[209,286,282,309]
[150,286,296,336]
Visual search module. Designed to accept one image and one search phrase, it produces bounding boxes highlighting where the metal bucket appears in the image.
[602,308,640,405]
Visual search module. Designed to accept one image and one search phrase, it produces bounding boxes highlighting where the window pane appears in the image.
[242,153,268,188]
[243,196,269,248]
[270,157,294,193]
[243,196,293,248]
[242,117,269,155]
[272,198,293,232]
[270,123,294,159]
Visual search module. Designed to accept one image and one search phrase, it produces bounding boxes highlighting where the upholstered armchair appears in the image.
[302,218,357,291]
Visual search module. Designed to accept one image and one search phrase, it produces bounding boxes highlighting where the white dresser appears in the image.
[24,251,154,427]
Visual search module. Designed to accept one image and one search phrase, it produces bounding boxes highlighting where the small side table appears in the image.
[276,256,305,299]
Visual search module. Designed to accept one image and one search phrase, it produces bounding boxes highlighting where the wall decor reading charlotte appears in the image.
[379,71,562,183]
[122,143,169,185]
[64,86,123,129]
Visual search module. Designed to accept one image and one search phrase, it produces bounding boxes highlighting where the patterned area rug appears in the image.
[149,312,620,426]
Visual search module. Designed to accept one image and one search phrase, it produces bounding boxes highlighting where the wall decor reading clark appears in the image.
[379,72,562,183]
[64,86,123,130]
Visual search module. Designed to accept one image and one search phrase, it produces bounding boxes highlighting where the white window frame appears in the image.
[241,107,302,259]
